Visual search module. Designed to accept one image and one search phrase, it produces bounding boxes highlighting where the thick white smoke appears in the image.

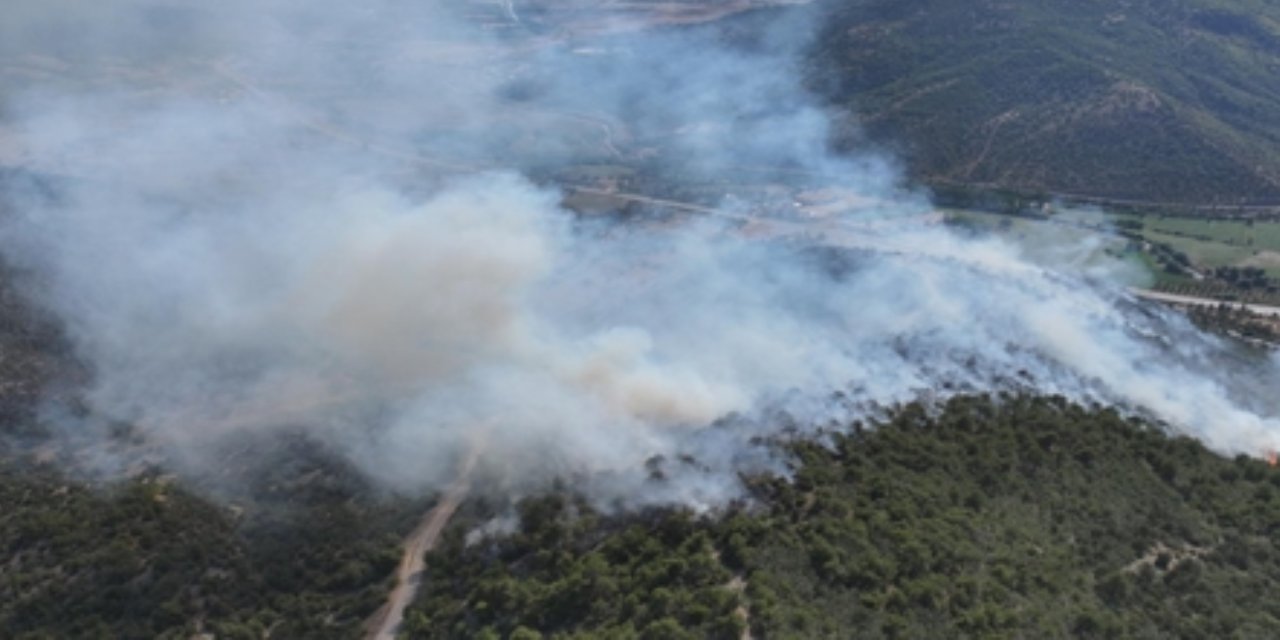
[2,0,1278,507]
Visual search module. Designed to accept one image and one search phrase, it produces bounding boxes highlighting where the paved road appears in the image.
[1130,289,1280,316]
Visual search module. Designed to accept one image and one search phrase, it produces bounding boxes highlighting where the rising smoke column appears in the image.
[0,0,1278,507]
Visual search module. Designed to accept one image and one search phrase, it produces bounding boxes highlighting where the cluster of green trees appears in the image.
[1212,267,1274,292]
[403,494,745,640]
[928,183,1052,218]
[405,395,1280,639]
[1152,242,1195,277]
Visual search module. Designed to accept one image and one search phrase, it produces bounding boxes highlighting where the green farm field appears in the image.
[1114,214,1280,279]
[945,206,1280,303]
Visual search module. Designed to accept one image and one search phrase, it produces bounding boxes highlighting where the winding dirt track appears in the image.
[364,447,481,640]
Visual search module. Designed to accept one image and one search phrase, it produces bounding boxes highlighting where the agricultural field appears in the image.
[942,208,1154,287]
[1107,213,1280,304]
[946,205,1280,305]
[1113,214,1280,278]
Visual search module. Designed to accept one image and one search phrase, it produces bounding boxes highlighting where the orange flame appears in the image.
[1267,449,1278,468]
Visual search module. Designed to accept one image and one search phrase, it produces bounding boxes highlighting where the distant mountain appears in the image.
[812,0,1280,207]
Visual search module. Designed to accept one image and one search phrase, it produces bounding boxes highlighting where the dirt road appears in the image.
[364,447,482,640]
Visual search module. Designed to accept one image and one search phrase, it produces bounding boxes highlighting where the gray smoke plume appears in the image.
[1,0,1278,507]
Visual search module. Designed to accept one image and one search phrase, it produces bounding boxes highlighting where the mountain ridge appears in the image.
[812,0,1280,207]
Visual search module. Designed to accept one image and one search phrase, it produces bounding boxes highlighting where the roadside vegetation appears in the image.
[1187,304,1280,345]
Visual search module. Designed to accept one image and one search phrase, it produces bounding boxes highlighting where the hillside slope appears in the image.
[0,448,419,640]
[405,396,1280,639]
[813,0,1280,206]
[5,393,1280,638]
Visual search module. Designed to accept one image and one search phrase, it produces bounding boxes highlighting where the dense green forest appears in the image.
[4,391,1280,638]
[812,0,1280,206]
[403,395,1280,639]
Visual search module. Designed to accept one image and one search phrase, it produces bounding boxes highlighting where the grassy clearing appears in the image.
[944,206,1280,302]
[1114,214,1280,278]
[943,208,1152,285]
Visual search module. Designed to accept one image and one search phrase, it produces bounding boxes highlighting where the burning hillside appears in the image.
[0,0,1278,511]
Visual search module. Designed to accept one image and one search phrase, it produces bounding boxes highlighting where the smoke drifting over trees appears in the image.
[1,0,1278,507]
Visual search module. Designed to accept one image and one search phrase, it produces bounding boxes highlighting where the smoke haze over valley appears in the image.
[2,0,1280,512]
